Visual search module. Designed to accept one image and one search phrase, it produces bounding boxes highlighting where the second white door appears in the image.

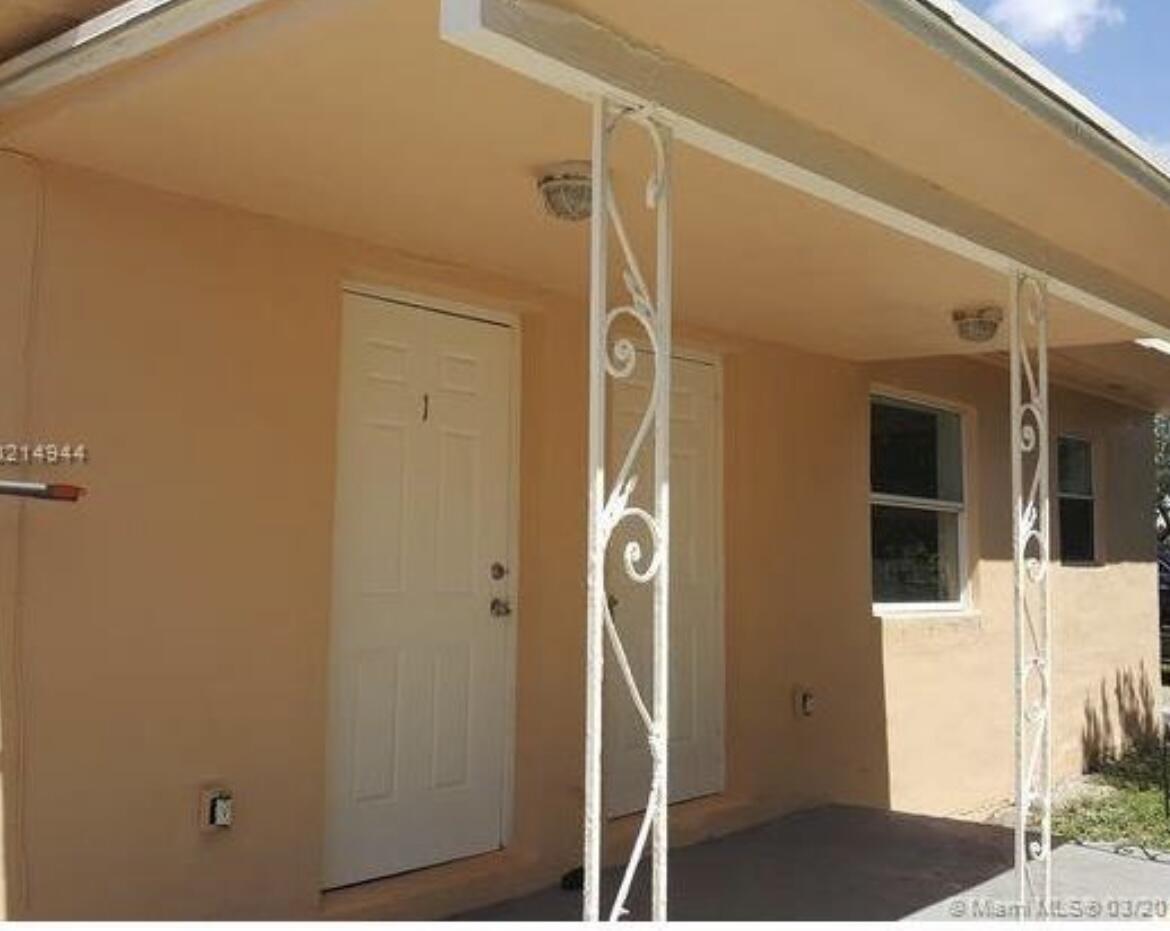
[605,354,725,817]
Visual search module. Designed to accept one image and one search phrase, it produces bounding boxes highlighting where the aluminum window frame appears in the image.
[870,391,971,615]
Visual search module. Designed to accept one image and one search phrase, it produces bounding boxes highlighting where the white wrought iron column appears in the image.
[651,111,672,922]
[582,95,673,923]
[1009,272,1052,920]
[582,93,609,925]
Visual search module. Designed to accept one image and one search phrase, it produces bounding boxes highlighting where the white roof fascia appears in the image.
[0,0,269,114]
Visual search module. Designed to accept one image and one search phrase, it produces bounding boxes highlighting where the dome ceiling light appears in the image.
[952,305,1004,343]
[536,160,592,221]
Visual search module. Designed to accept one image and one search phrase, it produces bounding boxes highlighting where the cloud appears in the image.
[985,0,1125,51]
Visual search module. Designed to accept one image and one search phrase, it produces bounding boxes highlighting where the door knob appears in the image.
[490,597,512,618]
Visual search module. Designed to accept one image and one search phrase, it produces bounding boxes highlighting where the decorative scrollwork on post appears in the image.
[1010,272,1052,919]
[583,96,672,923]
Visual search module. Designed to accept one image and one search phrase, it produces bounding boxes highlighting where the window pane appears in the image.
[1059,497,1096,563]
[872,505,961,603]
[871,399,963,502]
[1057,437,1093,496]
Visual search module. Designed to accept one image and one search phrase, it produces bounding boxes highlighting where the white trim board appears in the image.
[440,0,1170,341]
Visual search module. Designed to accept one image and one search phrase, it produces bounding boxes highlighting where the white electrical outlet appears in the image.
[199,788,233,831]
[792,686,815,719]
[211,794,233,827]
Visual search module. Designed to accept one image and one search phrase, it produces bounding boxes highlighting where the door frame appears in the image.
[604,342,727,808]
[336,280,523,849]
[689,347,728,800]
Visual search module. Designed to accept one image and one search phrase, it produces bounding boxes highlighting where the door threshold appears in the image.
[319,847,550,921]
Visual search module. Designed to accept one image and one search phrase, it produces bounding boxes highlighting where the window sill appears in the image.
[873,607,982,626]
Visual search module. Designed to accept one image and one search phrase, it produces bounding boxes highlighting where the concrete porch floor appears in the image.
[461,806,1170,921]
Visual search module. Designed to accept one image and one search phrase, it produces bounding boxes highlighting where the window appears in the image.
[1057,436,1095,563]
[870,395,966,608]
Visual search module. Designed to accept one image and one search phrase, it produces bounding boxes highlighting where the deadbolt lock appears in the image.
[490,561,509,580]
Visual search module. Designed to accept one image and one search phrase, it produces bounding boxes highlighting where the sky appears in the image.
[976,0,1170,167]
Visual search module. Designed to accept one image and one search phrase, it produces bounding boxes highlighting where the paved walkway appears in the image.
[462,806,1170,921]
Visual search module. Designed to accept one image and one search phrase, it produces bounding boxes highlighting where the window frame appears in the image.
[1056,433,1098,566]
[870,390,971,616]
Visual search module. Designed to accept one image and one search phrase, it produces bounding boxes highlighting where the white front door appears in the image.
[324,292,515,888]
[605,354,725,817]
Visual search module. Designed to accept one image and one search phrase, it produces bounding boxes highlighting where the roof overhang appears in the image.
[4,0,1169,201]
[0,0,270,113]
[441,0,1170,341]
[2,0,1169,407]
[877,0,1170,200]
[3,0,1169,342]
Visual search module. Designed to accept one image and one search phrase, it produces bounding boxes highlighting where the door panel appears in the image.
[324,293,513,888]
[605,355,725,817]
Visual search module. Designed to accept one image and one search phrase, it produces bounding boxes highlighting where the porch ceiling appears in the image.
[0,0,1164,390]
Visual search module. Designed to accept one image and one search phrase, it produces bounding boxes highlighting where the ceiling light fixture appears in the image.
[952,305,1003,343]
[536,160,592,221]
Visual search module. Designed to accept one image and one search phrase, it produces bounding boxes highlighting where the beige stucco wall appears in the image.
[0,155,1158,918]
[0,152,42,919]
[868,358,1160,816]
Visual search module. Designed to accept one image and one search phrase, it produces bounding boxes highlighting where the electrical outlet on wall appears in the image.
[199,787,233,832]
[792,686,815,719]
